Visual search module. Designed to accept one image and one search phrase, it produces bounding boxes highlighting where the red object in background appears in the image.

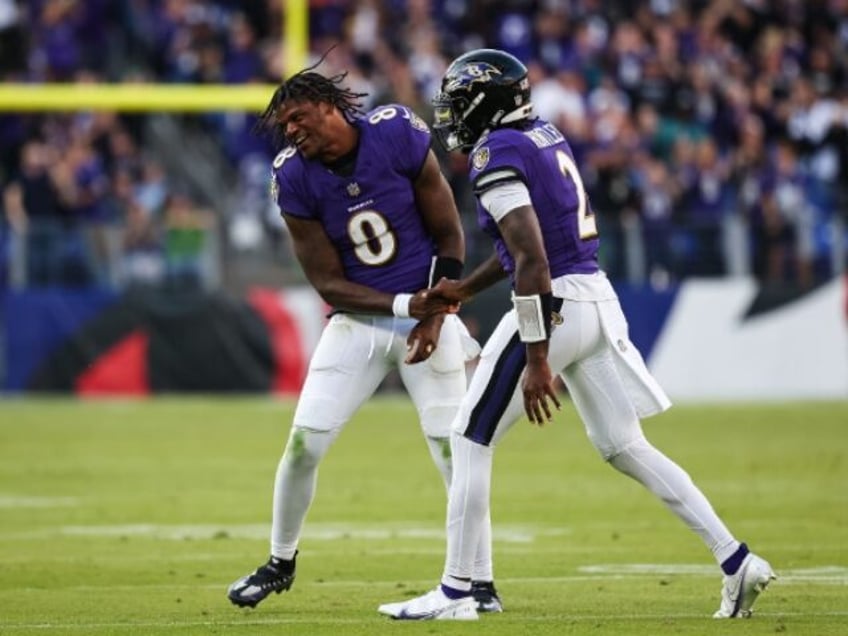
[22,288,311,395]
[76,330,150,396]
[247,288,307,394]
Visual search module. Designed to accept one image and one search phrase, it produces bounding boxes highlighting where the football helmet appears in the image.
[433,48,532,152]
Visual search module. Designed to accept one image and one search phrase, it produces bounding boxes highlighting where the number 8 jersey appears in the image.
[271,104,436,296]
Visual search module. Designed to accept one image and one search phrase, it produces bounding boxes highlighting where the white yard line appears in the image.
[6,566,848,593]
[2,522,571,543]
[3,610,848,630]
[0,495,78,508]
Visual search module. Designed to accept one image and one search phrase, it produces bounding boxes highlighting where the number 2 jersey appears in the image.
[271,104,437,296]
[468,119,600,282]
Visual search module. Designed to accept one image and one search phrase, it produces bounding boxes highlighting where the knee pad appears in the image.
[423,435,453,489]
[606,434,650,467]
[419,403,458,439]
[283,426,338,469]
[584,408,648,462]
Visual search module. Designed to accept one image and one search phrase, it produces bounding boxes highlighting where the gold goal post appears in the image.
[0,83,278,112]
[0,0,307,113]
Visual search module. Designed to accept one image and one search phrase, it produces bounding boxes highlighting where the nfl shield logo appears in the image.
[347,182,361,197]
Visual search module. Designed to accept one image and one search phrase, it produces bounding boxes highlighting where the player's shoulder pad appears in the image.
[489,125,534,147]
[468,129,525,169]
[270,145,313,207]
[469,127,529,163]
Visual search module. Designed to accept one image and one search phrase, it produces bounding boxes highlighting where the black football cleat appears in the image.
[227,552,297,608]
[471,580,503,613]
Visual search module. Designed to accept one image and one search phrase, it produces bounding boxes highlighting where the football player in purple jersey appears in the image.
[378,49,775,621]
[226,59,502,613]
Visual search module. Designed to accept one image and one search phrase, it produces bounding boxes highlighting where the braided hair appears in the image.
[255,53,368,151]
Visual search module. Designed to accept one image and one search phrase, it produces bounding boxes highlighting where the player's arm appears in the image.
[416,159,514,307]
[283,213,449,318]
[434,253,508,303]
[413,149,465,281]
[489,182,561,424]
[403,149,467,363]
[406,253,505,364]
[283,213,393,313]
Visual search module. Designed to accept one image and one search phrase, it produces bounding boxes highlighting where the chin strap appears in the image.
[499,102,534,125]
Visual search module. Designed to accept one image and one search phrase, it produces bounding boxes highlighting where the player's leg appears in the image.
[442,312,531,595]
[272,315,389,555]
[393,315,461,487]
[397,315,500,611]
[561,301,774,617]
[228,314,389,607]
[380,312,527,620]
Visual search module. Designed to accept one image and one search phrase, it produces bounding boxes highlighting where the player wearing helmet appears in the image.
[226,56,503,614]
[431,48,534,153]
[377,49,775,621]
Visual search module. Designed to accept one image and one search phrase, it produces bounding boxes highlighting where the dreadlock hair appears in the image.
[255,50,368,151]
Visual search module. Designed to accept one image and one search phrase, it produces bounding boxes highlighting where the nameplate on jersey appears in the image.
[525,123,564,149]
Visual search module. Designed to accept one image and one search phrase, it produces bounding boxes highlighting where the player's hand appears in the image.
[425,277,467,307]
[405,314,445,364]
[522,358,561,425]
[408,287,457,320]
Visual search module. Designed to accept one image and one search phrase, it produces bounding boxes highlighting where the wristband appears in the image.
[512,291,553,342]
[429,256,463,286]
[392,293,413,318]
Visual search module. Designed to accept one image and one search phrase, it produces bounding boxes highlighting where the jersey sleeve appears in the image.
[365,104,432,179]
[270,147,314,219]
[468,130,529,196]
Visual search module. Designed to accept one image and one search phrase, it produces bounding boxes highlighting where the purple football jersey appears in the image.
[272,104,436,294]
[468,119,599,280]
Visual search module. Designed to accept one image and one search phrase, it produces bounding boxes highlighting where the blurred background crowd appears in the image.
[1,0,847,294]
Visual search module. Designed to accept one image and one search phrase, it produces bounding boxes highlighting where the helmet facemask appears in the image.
[432,52,533,153]
[432,90,482,153]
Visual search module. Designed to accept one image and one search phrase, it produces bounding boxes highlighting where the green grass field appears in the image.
[0,397,845,635]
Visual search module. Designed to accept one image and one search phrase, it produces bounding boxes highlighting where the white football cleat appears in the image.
[713,553,776,618]
[378,587,479,621]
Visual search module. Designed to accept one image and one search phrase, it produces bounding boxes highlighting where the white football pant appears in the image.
[271,313,495,581]
[442,273,740,590]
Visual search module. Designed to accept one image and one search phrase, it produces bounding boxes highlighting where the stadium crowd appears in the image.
[1,0,846,291]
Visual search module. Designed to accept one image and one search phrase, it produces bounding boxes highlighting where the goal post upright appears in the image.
[0,1,308,113]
